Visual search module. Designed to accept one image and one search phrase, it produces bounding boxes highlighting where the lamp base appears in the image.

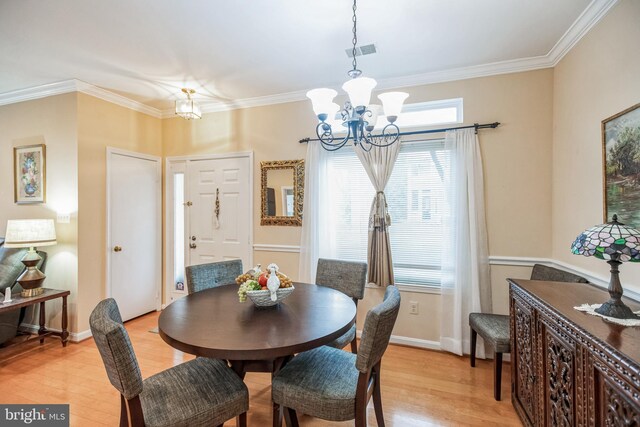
[16,248,46,298]
[595,298,639,320]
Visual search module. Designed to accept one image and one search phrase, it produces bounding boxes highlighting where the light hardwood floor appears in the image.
[0,312,521,426]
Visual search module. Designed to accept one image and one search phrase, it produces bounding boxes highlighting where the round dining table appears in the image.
[158,282,357,377]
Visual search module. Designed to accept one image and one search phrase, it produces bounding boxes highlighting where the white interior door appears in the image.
[108,149,161,321]
[187,156,251,270]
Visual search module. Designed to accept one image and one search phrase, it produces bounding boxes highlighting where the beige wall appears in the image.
[3,0,634,342]
[552,0,640,291]
[76,93,162,332]
[0,94,79,331]
[163,69,555,342]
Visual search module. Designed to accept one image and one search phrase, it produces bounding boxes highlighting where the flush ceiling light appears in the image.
[175,88,202,120]
[306,0,408,151]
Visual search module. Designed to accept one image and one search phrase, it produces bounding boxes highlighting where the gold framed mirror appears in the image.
[260,160,304,226]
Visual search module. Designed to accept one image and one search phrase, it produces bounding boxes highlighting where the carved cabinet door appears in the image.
[592,358,640,426]
[541,323,577,427]
[512,295,538,426]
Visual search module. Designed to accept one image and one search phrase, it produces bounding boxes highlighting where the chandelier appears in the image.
[175,88,202,120]
[306,0,408,151]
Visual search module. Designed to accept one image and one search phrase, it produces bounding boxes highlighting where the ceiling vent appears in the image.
[345,43,377,58]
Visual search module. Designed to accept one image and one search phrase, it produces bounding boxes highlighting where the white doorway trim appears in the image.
[164,151,254,307]
[106,147,162,311]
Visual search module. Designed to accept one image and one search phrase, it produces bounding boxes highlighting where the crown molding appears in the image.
[0,80,78,107]
[1,0,619,118]
[0,79,162,118]
[75,80,162,118]
[547,0,618,66]
[160,88,310,118]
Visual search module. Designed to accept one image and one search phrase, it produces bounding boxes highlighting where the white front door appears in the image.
[187,157,251,269]
[108,149,161,321]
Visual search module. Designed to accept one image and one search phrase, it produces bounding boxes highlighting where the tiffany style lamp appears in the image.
[571,214,640,319]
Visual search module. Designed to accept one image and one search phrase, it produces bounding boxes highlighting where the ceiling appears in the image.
[0,0,615,114]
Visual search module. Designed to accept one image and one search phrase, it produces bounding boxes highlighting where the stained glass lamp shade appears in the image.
[571,214,640,319]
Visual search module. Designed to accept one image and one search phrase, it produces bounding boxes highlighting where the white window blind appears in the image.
[324,140,451,286]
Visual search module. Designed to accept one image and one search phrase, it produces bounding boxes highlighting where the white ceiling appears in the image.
[0,0,615,113]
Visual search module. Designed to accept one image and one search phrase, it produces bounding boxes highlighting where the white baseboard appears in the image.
[19,323,92,343]
[356,329,441,351]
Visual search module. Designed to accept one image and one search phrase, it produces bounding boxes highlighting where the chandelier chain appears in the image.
[351,0,358,72]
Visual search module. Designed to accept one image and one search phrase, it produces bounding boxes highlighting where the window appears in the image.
[327,98,463,132]
[324,140,451,287]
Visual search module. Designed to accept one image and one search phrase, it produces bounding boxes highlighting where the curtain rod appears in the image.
[298,122,500,144]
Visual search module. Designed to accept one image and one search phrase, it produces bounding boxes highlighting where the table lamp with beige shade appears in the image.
[4,219,56,297]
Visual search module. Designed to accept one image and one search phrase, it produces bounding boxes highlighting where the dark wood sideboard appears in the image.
[509,278,640,426]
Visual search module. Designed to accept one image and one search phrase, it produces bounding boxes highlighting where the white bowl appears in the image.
[246,286,295,307]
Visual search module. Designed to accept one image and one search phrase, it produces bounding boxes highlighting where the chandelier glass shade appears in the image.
[175,88,202,120]
[306,0,408,151]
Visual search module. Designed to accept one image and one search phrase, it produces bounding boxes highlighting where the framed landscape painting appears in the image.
[603,103,640,226]
[14,144,46,204]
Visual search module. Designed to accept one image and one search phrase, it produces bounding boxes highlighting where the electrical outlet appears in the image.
[409,301,419,315]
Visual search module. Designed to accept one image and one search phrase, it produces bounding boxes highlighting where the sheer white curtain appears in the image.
[353,142,401,286]
[440,128,492,357]
[298,141,330,283]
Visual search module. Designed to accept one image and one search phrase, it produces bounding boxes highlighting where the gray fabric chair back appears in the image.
[530,264,588,283]
[316,258,367,300]
[356,286,400,373]
[89,298,143,400]
[185,259,243,294]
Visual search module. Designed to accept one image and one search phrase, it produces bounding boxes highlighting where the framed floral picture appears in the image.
[14,144,46,204]
[603,103,640,226]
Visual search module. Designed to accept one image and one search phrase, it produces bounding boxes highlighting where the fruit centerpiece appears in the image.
[236,263,294,306]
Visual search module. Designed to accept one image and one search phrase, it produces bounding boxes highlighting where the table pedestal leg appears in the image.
[38,301,46,344]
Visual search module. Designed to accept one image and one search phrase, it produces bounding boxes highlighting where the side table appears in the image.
[0,288,70,347]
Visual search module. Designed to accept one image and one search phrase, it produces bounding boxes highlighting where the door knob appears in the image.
[189,243,197,249]
[114,246,122,252]
[191,236,196,241]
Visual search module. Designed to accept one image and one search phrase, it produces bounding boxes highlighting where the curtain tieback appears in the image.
[372,191,391,229]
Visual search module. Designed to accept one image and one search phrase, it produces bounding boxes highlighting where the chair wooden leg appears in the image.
[351,336,358,354]
[273,402,282,427]
[119,395,128,427]
[372,366,385,427]
[237,411,247,427]
[285,407,299,427]
[470,327,477,367]
[355,409,367,427]
[494,352,503,401]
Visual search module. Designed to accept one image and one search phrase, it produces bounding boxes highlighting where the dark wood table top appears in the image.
[509,278,640,363]
[0,288,70,312]
[158,282,357,360]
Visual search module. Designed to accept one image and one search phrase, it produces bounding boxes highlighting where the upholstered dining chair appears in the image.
[469,263,588,400]
[185,259,243,294]
[90,299,249,427]
[316,258,367,353]
[272,285,400,427]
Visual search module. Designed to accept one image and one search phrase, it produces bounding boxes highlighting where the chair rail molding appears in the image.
[253,244,301,253]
